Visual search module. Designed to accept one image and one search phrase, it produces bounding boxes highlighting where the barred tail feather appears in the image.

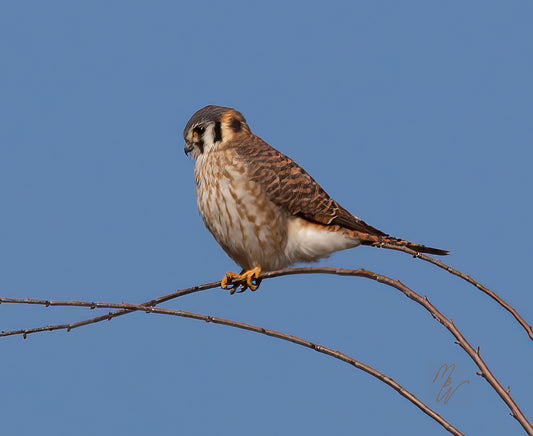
[355,232,449,256]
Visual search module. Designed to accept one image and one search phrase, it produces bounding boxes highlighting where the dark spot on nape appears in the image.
[214,121,222,142]
[230,118,242,132]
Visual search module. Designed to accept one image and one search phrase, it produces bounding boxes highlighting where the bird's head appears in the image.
[183,105,250,159]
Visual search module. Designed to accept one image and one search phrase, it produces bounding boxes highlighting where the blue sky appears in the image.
[1,1,532,435]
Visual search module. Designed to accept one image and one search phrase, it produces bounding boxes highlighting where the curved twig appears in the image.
[0,297,463,435]
[1,267,532,434]
[380,243,533,341]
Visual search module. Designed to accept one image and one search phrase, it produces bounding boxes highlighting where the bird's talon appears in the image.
[221,271,241,293]
[221,268,262,293]
[247,277,261,291]
[244,267,262,291]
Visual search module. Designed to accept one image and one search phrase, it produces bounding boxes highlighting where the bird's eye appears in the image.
[193,126,205,140]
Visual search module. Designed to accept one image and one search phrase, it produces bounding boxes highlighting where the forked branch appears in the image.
[1,267,532,434]
[0,296,462,435]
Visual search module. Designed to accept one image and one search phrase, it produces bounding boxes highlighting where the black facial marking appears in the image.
[193,125,205,153]
[230,117,242,132]
[193,125,205,136]
[214,121,222,142]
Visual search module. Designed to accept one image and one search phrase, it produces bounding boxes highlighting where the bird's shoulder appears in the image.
[230,134,386,236]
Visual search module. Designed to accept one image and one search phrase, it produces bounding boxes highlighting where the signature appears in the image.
[432,363,470,404]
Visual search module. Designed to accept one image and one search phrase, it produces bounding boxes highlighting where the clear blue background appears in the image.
[1,1,532,435]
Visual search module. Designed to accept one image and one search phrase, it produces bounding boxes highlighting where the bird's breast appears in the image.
[193,150,288,270]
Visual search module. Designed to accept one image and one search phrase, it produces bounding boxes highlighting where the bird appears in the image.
[183,105,448,293]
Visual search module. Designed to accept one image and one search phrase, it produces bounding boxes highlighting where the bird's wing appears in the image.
[234,135,387,236]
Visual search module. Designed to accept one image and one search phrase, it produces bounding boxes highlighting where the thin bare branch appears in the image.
[1,267,532,433]
[0,281,220,338]
[0,297,463,435]
[380,243,533,341]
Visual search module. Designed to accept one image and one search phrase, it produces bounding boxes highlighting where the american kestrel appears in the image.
[183,105,448,293]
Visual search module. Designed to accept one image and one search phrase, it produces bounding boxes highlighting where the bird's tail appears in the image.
[354,232,449,256]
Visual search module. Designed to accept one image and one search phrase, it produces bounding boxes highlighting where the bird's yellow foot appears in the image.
[241,267,262,292]
[221,271,241,293]
[221,267,262,294]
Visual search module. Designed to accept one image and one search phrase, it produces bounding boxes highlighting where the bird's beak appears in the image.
[184,142,194,155]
